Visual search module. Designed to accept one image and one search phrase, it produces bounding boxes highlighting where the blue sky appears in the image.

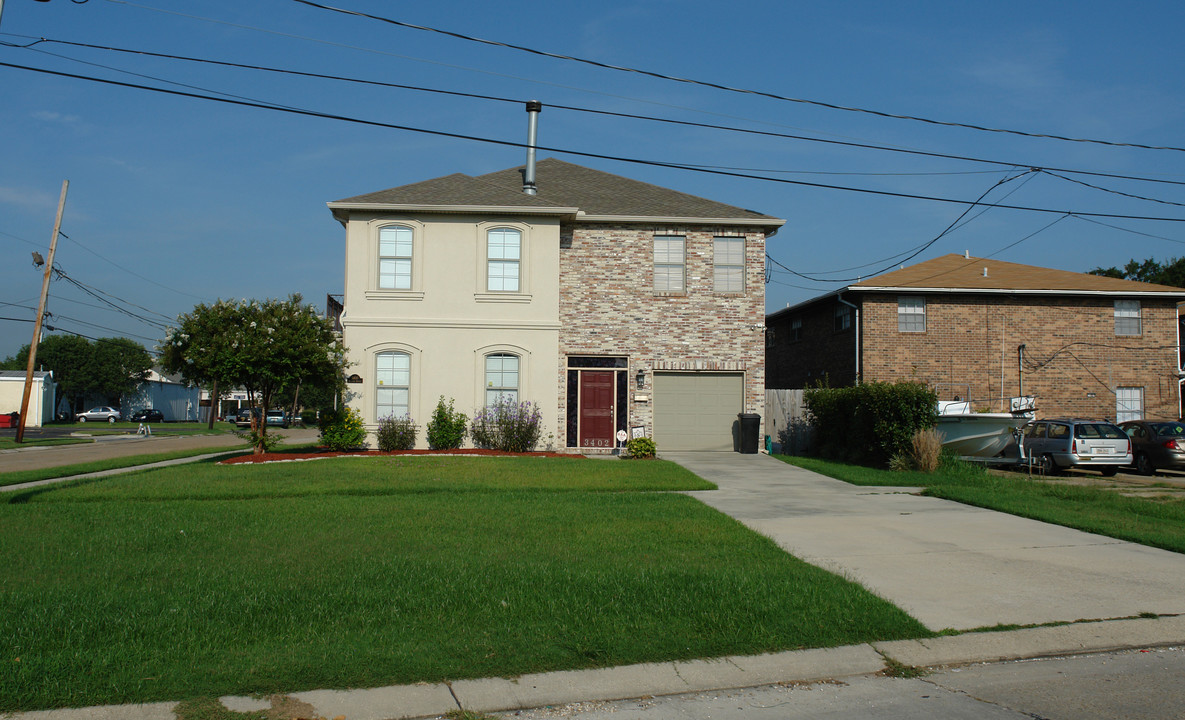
[1,0,1183,360]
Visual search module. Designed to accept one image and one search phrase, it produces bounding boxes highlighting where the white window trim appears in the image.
[898,296,926,333]
[365,219,425,301]
[1116,386,1144,423]
[474,344,530,409]
[363,341,422,429]
[713,236,745,294]
[474,221,531,301]
[1114,299,1142,337]
[653,234,686,294]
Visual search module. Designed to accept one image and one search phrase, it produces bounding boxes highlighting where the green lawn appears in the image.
[0,445,252,488]
[777,455,1185,555]
[0,457,930,712]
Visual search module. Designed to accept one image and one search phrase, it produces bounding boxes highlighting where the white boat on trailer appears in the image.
[935,396,1035,461]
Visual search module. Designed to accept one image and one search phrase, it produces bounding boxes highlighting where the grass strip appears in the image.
[0,437,93,450]
[0,445,251,488]
[777,455,1185,554]
[0,457,930,711]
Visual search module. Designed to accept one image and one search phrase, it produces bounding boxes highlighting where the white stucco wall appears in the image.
[340,212,562,448]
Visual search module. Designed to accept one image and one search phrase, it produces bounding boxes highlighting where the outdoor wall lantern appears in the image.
[636,369,646,388]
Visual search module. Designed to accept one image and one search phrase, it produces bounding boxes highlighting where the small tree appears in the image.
[426,396,467,449]
[162,295,345,454]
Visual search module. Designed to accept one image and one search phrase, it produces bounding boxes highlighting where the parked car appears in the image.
[1022,418,1132,476]
[77,406,122,423]
[235,407,261,428]
[1119,420,1185,475]
[129,408,164,423]
[265,409,289,428]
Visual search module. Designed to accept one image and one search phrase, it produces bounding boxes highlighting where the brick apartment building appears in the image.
[329,158,784,451]
[766,254,1185,421]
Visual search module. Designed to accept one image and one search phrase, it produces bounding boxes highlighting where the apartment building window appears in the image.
[898,296,926,332]
[487,228,522,292]
[713,237,744,293]
[1114,300,1141,336]
[790,317,802,341]
[378,226,413,290]
[485,353,519,406]
[1116,386,1143,423]
[653,235,685,292]
[834,305,852,331]
[376,351,410,419]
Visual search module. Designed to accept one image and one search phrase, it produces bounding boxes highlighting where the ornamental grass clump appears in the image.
[376,414,418,451]
[470,397,542,452]
[426,396,468,450]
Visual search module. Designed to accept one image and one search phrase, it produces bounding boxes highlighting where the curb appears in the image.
[6,616,1183,720]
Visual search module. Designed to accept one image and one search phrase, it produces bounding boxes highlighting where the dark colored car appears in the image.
[1022,418,1132,476]
[130,408,164,423]
[1120,420,1185,475]
[235,407,261,428]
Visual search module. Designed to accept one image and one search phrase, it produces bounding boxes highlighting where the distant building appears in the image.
[766,254,1185,421]
[0,370,56,426]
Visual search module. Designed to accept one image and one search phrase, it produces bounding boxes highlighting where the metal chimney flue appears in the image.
[523,100,542,195]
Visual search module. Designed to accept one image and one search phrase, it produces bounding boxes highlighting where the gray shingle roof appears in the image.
[332,159,782,223]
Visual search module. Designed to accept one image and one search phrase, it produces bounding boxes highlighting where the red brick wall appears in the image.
[859,293,1180,420]
[558,224,767,445]
[766,299,858,388]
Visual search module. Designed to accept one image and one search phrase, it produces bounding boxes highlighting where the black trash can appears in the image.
[738,413,761,454]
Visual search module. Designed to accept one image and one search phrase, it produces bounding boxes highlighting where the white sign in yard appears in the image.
[616,430,628,443]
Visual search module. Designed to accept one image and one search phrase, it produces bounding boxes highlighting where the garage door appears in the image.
[653,372,744,451]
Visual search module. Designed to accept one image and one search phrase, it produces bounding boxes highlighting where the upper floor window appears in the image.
[834,305,852,332]
[898,296,926,333]
[654,235,685,293]
[485,353,519,406]
[790,317,802,342]
[1115,299,1141,336]
[376,351,410,419]
[487,228,521,292]
[378,226,413,290]
[713,237,744,293]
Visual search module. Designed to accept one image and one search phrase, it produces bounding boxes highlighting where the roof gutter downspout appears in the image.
[523,100,542,195]
[837,292,860,383]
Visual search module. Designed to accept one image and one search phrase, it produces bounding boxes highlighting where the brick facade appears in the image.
[766,296,858,388]
[772,290,1181,420]
[558,224,767,447]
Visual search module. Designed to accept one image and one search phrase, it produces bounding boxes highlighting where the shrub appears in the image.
[426,396,468,450]
[804,381,937,467]
[236,427,285,453]
[318,406,367,451]
[625,436,657,459]
[470,397,542,452]
[376,414,418,451]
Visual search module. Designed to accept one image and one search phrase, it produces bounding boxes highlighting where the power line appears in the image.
[12,35,1185,189]
[288,0,1185,154]
[3,60,1184,225]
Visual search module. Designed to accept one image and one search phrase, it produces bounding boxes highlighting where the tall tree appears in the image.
[3,335,150,409]
[162,295,345,454]
[1089,257,1185,288]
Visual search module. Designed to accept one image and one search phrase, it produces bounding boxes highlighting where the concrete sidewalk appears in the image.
[7,451,1185,720]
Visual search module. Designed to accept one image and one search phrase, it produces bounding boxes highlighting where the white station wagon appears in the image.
[1022,419,1132,476]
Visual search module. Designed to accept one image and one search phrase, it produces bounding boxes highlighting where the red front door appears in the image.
[579,371,615,448]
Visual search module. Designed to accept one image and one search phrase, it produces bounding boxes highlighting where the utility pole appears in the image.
[16,180,68,443]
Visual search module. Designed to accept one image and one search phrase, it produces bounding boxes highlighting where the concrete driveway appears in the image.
[668,452,1185,632]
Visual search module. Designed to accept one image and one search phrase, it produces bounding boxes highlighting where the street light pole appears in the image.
[16,180,68,443]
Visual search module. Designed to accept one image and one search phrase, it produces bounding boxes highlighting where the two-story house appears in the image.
[329,158,784,451]
[766,253,1185,421]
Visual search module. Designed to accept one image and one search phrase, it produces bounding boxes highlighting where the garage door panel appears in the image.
[654,372,743,451]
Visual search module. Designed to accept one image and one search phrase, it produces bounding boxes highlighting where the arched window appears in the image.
[484,353,519,406]
[486,228,521,292]
[376,351,410,418]
[378,226,413,290]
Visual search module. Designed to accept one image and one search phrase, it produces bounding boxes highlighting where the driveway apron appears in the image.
[668,452,1185,632]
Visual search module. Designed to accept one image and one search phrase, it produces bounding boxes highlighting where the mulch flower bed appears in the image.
[220,448,583,464]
